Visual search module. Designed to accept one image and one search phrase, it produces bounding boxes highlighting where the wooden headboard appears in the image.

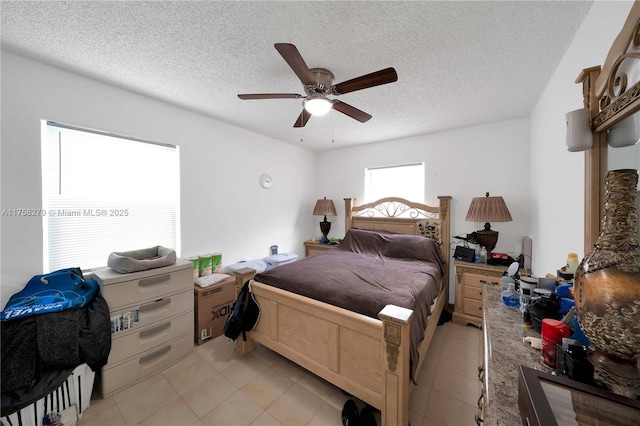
[344,196,452,299]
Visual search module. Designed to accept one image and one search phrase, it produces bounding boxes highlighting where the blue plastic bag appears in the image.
[1,268,98,320]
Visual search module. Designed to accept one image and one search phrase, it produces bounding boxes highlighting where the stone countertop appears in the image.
[482,284,551,425]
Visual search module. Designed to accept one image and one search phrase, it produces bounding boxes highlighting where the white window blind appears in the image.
[364,162,425,203]
[42,122,180,272]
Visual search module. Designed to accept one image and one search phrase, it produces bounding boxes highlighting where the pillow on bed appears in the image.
[416,219,441,246]
[338,228,387,255]
[340,228,444,271]
[380,232,444,267]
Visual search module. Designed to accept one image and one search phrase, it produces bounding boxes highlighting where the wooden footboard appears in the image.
[233,267,447,426]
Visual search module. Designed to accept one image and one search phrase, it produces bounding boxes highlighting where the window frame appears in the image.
[364,162,425,203]
[41,121,181,272]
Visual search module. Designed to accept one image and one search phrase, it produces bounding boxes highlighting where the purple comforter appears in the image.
[254,228,445,380]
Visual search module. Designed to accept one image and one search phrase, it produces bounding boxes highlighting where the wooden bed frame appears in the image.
[232,196,451,426]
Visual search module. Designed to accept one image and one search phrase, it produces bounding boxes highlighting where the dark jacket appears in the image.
[1,291,111,416]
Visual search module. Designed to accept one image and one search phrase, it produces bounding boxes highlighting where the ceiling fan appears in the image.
[237,43,398,128]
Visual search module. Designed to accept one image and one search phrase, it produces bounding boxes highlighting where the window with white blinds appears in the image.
[42,122,180,272]
[364,162,425,203]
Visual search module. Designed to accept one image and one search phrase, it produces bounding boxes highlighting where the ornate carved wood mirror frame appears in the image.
[576,2,640,255]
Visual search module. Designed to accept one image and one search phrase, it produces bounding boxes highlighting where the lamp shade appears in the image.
[465,192,512,253]
[465,193,513,223]
[313,197,337,216]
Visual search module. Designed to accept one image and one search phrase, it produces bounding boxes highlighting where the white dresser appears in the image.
[93,259,193,397]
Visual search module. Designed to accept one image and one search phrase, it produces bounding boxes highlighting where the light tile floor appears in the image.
[78,321,482,426]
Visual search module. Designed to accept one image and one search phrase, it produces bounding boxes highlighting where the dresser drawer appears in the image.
[101,332,193,397]
[106,311,193,367]
[463,298,483,317]
[94,261,192,310]
[304,242,337,257]
[109,288,192,337]
[306,247,324,256]
[464,273,500,288]
[453,261,512,327]
[463,284,484,301]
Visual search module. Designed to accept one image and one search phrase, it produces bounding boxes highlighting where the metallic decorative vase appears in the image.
[574,169,640,399]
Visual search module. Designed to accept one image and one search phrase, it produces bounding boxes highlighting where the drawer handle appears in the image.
[478,306,482,310]
[139,321,171,338]
[479,280,488,284]
[138,274,171,287]
[139,298,171,312]
[139,345,171,364]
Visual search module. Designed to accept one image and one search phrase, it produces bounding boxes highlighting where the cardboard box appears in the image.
[194,275,236,345]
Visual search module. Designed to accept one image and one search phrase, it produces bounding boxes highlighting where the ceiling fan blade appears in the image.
[293,109,312,128]
[238,93,302,100]
[274,43,317,86]
[332,67,398,95]
[332,101,372,123]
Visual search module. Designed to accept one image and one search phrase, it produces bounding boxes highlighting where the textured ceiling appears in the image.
[1,1,593,152]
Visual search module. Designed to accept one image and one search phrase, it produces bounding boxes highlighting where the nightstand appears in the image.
[452,260,507,327]
[304,240,337,257]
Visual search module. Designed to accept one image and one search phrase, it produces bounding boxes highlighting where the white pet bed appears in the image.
[107,246,176,273]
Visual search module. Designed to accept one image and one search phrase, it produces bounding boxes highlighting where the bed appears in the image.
[232,196,451,426]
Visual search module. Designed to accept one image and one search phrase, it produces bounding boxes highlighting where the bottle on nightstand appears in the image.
[480,247,488,264]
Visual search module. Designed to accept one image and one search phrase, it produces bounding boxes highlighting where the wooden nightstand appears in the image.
[453,260,507,327]
[304,240,337,257]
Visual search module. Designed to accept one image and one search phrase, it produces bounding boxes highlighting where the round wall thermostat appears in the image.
[259,173,272,189]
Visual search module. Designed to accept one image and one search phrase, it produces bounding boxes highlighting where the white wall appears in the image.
[1,51,317,306]
[529,0,634,276]
[317,118,531,303]
[2,1,635,309]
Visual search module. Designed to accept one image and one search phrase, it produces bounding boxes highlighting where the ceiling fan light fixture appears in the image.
[238,44,397,127]
[303,95,332,116]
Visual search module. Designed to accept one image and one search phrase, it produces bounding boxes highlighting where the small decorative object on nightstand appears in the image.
[465,192,513,254]
[312,197,337,244]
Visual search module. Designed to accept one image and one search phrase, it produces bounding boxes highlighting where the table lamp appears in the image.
[313,197,337,244]
[465,192,513,253]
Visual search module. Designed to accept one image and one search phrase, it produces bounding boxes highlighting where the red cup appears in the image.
[541,318,570,368]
